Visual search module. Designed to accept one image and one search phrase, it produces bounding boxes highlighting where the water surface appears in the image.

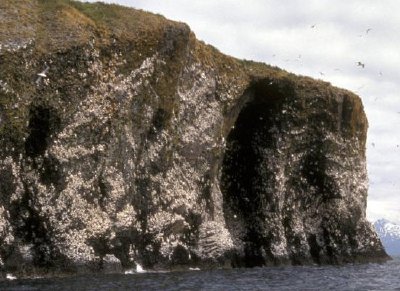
[2,257,399,290]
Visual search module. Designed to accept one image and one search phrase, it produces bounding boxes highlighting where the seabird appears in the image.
[310,24,316,29]
[356,61,365,68]
[38,65,49,77]
[319,71,325,76]
[35,65,50,84]
[366,28,372,34]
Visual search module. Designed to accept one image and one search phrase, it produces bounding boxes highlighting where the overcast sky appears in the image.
[82,0,400,224]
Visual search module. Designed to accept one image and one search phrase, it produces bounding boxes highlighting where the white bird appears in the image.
[38,65,49,77]
[35,65,50,85]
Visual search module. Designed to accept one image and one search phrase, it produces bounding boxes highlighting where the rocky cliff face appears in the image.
[0,0,389,277]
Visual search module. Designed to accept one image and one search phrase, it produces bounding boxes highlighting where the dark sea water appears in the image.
[1,257,400,291]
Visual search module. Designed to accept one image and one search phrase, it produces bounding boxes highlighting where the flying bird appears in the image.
[310,24,317,29]
[356,61,365,68]
[366,28,372,34]
[37,65,49,77]
[35,65,50,84]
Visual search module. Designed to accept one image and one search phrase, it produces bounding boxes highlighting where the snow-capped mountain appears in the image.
[374,219,400,256]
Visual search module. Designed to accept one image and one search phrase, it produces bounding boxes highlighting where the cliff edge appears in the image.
[0,0,389,277]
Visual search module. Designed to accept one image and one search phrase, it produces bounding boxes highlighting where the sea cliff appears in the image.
[0,0,388,277]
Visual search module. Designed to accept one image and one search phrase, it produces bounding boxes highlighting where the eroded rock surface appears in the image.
[0,0,388,277]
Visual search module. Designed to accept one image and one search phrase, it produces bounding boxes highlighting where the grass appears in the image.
[0,0,38,44]
[0,0,367,151]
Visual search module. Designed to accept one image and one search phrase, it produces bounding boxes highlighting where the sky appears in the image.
[81,0,400,224]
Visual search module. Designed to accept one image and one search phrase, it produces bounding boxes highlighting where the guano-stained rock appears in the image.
[0,0,389,277]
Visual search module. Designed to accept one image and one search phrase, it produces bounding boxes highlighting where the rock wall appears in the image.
[0,0,388,276]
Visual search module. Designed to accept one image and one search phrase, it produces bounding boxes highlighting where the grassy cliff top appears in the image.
[0,0,364,91]
[0,0,367,144]
[1,0,178,51]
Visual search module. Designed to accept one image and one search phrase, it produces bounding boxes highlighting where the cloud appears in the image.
[81,0,400,223]
[367,197,400,223]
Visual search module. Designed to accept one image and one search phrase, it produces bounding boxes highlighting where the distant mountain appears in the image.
[374,219,400,256]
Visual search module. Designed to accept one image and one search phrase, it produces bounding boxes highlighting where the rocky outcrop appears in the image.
[0,0,389,277]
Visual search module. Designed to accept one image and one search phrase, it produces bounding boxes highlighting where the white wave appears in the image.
[6,273,17,280]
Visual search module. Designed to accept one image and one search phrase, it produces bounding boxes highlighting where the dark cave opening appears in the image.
[12,106,63,267]
[25,106,58,158]
[221,83,285,267]
[24,105,62,186]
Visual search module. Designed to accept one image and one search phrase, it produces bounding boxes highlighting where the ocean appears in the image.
[1,257,399,290]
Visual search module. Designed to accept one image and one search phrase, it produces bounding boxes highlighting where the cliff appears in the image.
[0,0,389,277]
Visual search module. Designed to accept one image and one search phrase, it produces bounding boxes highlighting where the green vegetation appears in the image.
[0,0,367,155]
